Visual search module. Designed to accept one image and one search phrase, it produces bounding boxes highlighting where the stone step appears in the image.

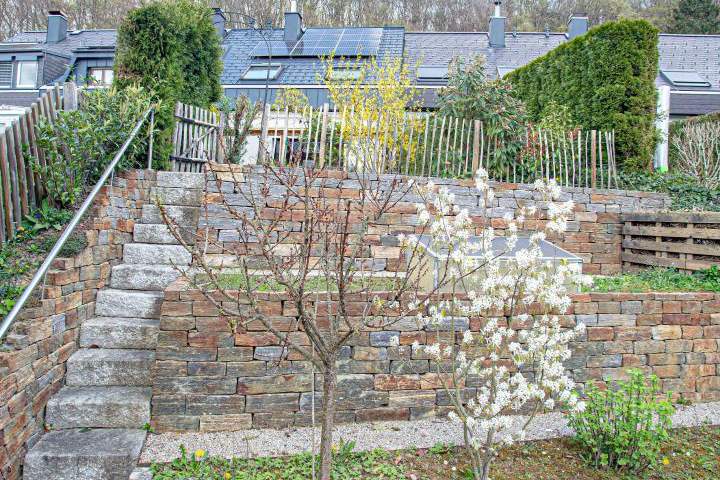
[123,243,192,266]
[66,349,155,387]
[141,204,199,227]
[23,428,146,480]
[80,317,159,349]
[95,289,163,319]
[111,264,182,291]
[133,223,195,245]
[130,468,152,480]
[150,186,203,206]
[156,171,205,189]
[46,386,151,429]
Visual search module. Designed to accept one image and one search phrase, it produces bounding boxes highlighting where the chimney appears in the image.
[284,1,303,43]
[489,1,505,48]
[212,8,226,39]
[567,14,588,40]
[47,11,67,44]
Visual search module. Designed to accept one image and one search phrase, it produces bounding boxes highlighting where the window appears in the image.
[15,61,38,88]
[417,66,448,80]
[88,67,114,86]
[661,70,711,88]
[496,65,515,78]
[0,62,11,88]
[327,68,361,81]
[242,64,282,81]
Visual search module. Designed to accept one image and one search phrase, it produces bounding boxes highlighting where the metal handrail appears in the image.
[0,108,153,341]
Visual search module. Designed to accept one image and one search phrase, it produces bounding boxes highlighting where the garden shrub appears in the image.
[438,56,528,177]
[669,112,720,169]
[618,171,720,211]
[506,20,659,171]
[568,369,674,473]
[33,86,153,207]
[114,0,223,167]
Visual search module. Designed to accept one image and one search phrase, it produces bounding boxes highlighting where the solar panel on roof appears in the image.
[251,28,382,58]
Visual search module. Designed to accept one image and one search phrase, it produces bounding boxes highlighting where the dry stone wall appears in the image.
[202,165,670,275]
[0,170,156,479]
[154,286,720,433]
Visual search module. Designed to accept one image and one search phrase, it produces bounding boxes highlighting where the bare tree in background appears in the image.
[672,121,720,189]
[1,0,682,43]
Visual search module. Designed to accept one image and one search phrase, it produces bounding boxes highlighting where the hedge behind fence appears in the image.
[114,0,223,167]
[507,20,659,171]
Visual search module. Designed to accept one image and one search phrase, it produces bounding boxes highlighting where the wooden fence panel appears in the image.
[246,105,618,188]
[0,85,74,242]
[171,102,222,172]
[622,212,720,272]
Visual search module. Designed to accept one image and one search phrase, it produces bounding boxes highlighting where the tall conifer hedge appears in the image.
[114,0,223,166]
[506,20,659,171]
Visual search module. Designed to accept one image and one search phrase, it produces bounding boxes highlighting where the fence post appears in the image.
[217,111,225,164]
[472,120,481,173]
[591,129,597,189]
[63,82,78,111]
[318,103,329,168]
[258,103,271,164]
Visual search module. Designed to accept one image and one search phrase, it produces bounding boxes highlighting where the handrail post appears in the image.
[0,108,152,341]
[147,109,155,170]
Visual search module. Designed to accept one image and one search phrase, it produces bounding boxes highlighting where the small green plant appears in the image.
[22,200,72,233]
[590,267,720,293]
[428,442,452,456]
[567,369,674,473]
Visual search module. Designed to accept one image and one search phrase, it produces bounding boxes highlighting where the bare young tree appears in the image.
[672,121,720,189]
[161,163,432,479]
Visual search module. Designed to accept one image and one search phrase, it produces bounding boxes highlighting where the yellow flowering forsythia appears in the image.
[323,56,423,171]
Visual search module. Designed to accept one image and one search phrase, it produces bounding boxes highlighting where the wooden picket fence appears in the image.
[171,102,222,172]
[258,104,618,188]
[0,84,72,243]
[622,212,720,272]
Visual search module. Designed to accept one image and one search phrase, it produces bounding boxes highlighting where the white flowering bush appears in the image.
[399,169,591,480]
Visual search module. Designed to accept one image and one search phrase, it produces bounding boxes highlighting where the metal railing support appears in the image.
[0,108,153,341]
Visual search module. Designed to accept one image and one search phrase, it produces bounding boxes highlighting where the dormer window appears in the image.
[15,61,38,88]
[661,69,711,88]
[327,67,361,81]
[496,65,515,78]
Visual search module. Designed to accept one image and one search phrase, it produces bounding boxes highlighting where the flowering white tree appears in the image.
[399,169,590,480]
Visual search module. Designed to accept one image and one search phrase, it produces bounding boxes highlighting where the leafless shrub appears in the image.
[672,121,720,189]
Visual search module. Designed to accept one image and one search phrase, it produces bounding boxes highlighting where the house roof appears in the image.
[220,26,404,85]
[0,29,116,58]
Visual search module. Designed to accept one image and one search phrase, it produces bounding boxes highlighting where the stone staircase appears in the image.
[23,172,203,480]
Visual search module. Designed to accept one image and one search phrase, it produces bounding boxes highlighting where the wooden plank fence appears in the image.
[258,104,618,188]
[622,212,720,272]
[171,103,222,172]
[0,84,77,243]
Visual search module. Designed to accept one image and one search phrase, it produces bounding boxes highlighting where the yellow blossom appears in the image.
[224,473,232,479]
[194,449,205,459]
[662,457,670,465]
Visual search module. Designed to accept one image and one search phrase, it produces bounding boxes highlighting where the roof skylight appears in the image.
[417,65,448,80]
[661,70,711,88]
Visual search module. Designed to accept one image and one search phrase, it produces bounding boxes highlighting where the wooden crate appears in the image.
[621,212,720,272]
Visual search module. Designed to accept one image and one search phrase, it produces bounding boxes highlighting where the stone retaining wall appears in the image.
[152,287,720,433]
[0,170,156,479]
[203,165,670,275]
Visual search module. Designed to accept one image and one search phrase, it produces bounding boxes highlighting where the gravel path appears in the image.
[140,401,720,464]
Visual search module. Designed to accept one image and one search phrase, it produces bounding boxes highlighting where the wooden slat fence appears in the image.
[257,104,618,188]
[172,103,222,172]
[0,84,72,244]
[622,212,720,272]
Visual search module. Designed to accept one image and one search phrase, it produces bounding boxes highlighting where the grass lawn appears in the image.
[150,425,720,480]
[589,267,720,293]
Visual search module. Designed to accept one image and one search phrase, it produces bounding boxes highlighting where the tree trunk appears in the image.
[319,363,337,480]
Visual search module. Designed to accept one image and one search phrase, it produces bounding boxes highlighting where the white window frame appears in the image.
[15,61,38,88]
[88,67,114,86]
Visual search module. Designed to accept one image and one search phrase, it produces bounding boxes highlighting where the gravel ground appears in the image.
[140,401,720,465]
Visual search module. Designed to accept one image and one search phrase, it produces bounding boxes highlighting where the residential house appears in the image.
[0,11,115,107]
